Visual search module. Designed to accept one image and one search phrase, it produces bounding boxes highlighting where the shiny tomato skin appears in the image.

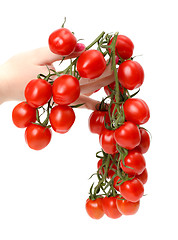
[48,28,77,56]
[119,178,144,202]
[120,150,146,175]
[52,75,80,105]
[12,101,36,128]
[25,124,52,150]
[25,79,52,108]
[99,128,117,154]
[102,196,122,219]
[49,105,75,134]
[118,60,144,90]
[114,121,141,150]
[124,98,150,125]
[116,196,140,215]
[113,176,122,191]
[135,128,150,154]
[136,168,148,184]
[88,110,110,135]
[77,49,106,79]
[85,198,104,220]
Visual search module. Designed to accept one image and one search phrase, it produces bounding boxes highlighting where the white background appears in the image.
[0,0,177,239]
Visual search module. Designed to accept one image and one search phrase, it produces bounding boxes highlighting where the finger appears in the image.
[70,94,99,111]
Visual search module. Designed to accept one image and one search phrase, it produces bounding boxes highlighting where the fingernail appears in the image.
[74,43,85,52]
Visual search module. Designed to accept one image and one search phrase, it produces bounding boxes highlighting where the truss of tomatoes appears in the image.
[12,22,150,220]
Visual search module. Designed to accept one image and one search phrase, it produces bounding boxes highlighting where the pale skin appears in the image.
[0,46,115,110]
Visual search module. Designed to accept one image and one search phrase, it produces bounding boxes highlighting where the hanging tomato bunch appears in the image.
[12,19,150,219]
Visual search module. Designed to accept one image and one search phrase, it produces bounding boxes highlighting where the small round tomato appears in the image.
[118,60,144,90]
[88,110,110,135]
[109,35,134,59]
[136,168,148,184]
[120,150,146,175]
[85,198,104,220]
[52,75,80,105]
[104,81,124,96]
[25,79,52,108]
[49,105,75,134]
[12,102,36,128]
[116,196,140,215]
[77,50,106,79]
[97,159,117,178]
[25,124,52,150]
[113,176,122,191]
[48,28,77,56]
[102,196,122,219]
[124,98,150,125]
[99,128,117,154]
[114,122,141,150]
[119,178,144,202]
[135,128,150,154]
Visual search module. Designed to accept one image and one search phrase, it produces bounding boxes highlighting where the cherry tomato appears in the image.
[85,198,104,220]
[97,159,117,178]
[25,79,52,108]
[120,150,146,175]
[135,128,150,154]
[25,124,52,150]
[77,50,106,79]
[118,60,144,90]
[114,121,141,150]
[109,35,134,59]
[49,105,75,134]
[136,168,148,184]
[116,196,140,215]
[52,75,80,105]
[88,110,110,135]
[104,81,124,95]
[119,178,144,202]
[102,196,122,219]
[12,102,36,128]
[99,128,117,154]
[124,98,150,125]
[113,176,122,191]
[48,28,77,56]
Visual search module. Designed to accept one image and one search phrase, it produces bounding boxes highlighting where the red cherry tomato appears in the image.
[124,98,150,125]
[12,102,36,128]
[48,28,77,56]
[118,60,144,90]
[116,196,140,215]
[25,79,52,108]
[77,50,106,79]
[88,110,110,135]
[120,150,146,175]
[102,196,122,219]
[114,121,141,150]
[135,128,150,154]
[136,168,148,184]
[109,35,134,59]
[25,124,52,150]
[99,128,117,154]
[104,81,124,96]
[52,75,80,105]
[97,159,117,178]
[85,198,104,220]
[119,178,144,202]
[113,176,122,191]
[49,105,75,134]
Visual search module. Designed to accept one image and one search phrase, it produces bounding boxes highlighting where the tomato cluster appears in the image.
[87,34,150,219]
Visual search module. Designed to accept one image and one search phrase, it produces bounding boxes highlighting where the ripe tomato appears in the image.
[25,124,52,150]
[118,60,144,90]
[77,49,106,79]
[97,159,117,178]
[85,198,104,220]
[120,150,146,175]
[99,128,117,154]
[116,196,140,215]
[109,35,134,59]
[12,102,36,128]
[104,81,124,96]
[114,121,141,150]
[113,176,122,191]
[48,28,77,56]
[135,128,150,154]
[136,168,148,184]
[124,98,150,125]
[88,110,110,135]
[49,105,75,134]
[102,196,122,219]
[119,178,144,202]
[52,75,80,105]
[25,79,52,108]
